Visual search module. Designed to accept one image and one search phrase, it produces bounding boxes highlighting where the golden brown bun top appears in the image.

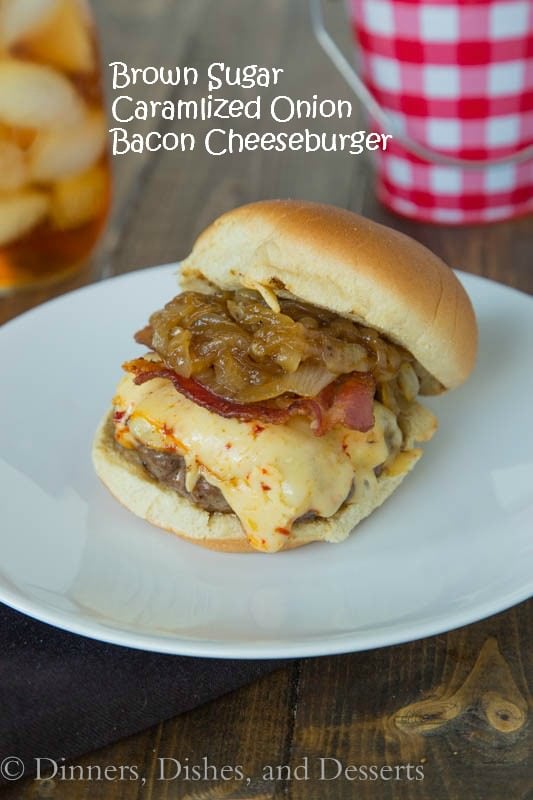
[180,200,478,389]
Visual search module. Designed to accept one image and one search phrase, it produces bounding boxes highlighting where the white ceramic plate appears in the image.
[1,265,532,658]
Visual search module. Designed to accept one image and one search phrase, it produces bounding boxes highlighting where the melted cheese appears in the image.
[113,372,401,553]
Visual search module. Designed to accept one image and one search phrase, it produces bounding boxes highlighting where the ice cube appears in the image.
[22,0,95,73]
[29,109,106,182]
[0,122,37,150]
[0,139,28,191]
[0,189,49,246]
[0,0,58,48]
[50,164,108,230]
[0,60,85,128]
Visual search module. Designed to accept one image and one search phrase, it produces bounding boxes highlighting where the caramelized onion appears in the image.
[398,362,420,402]
[137,289,442,406]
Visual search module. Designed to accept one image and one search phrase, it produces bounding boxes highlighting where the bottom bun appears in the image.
[92,407,434,553]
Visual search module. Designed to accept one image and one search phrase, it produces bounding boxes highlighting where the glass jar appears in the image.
[0,0,111,293]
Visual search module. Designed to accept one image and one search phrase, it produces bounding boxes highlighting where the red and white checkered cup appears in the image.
[312,0,533,224]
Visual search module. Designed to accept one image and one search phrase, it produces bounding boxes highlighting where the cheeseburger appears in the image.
[93,200,477,553]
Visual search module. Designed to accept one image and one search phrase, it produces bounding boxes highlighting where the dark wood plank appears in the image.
[2,605,530,800]
[92,0,213,270]
[108,0,370,275]
[363,197,533,294]
[287,605,532,800]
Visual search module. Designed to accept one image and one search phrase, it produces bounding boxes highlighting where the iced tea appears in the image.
[0,0,110,293]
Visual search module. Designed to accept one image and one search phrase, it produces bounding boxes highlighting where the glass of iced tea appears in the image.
[0,0,110,293]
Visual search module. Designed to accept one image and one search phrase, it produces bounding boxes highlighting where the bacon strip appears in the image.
[123,358,375,435]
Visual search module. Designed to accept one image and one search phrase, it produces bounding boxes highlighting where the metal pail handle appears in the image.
[310,0,533,169]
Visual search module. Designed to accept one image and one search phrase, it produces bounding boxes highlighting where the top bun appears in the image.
[180,200,477,389]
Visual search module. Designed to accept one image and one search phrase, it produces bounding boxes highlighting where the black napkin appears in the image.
[0,604,287,784]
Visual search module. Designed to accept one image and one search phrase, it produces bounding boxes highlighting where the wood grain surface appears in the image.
[0,1,531,798]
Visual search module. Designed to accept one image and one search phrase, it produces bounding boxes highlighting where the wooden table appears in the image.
[1,1,531,798]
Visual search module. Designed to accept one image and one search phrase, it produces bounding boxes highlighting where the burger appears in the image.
[92,200,477,553]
